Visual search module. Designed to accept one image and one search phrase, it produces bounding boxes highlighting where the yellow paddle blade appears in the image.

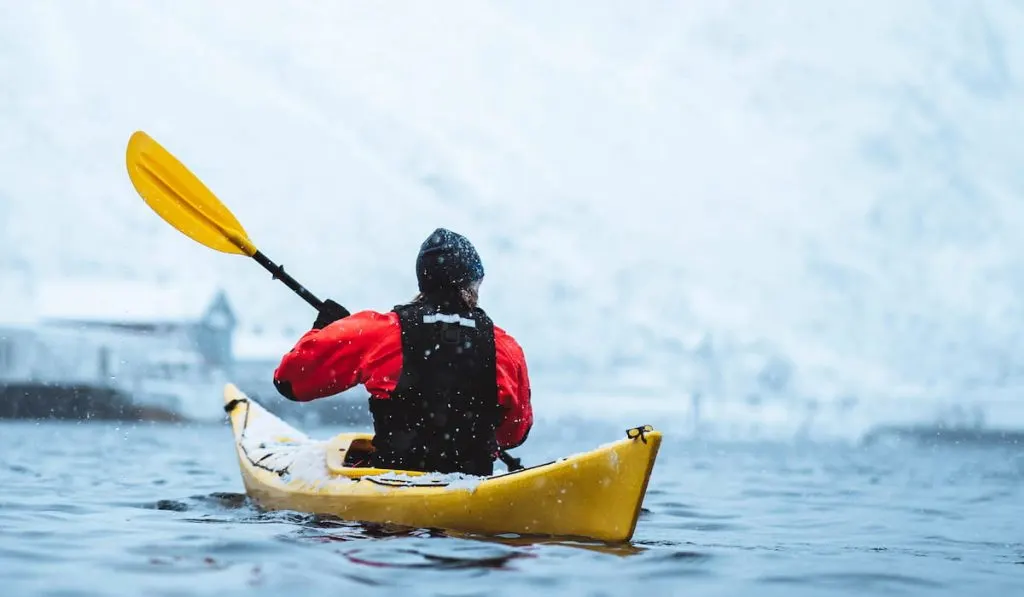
[125,131,257,256]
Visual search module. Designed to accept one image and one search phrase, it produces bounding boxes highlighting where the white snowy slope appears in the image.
[3,1,1024,438]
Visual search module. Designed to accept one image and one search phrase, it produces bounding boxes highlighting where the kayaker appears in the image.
[272,227,533,476]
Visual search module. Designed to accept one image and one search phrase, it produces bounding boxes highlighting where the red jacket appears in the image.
[273,309,533,450]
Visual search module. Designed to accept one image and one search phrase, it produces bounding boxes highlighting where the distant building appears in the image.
[0,277,369,425]
[0,278,237,422]
[35,278,237,368]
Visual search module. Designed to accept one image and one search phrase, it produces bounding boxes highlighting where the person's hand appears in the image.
[312,299,350,329]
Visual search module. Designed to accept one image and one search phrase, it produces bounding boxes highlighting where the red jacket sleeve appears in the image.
[494,327,533,450]
[273,310,393,402]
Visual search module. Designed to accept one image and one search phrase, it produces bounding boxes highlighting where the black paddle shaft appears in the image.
[249,249,524,472]
[251,250,324,311]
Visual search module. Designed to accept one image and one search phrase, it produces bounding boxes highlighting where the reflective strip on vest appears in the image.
[422,313,477,328]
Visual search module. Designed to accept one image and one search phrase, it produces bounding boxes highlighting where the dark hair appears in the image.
[411,279,481,310]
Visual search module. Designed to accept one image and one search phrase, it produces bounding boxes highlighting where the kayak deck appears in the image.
[222,383,661,543]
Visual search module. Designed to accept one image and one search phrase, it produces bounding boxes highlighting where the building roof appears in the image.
[34,278,233,325]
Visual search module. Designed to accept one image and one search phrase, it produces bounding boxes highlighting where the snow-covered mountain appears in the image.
[3,1,1024,439]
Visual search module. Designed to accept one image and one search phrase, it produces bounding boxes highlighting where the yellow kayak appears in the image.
[222,383,662,543]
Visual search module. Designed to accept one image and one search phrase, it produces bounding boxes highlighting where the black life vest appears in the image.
[368,297,501,476]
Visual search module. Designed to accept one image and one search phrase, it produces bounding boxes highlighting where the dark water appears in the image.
[1,418,1022,597]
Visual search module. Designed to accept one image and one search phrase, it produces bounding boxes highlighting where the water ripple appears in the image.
[760,571,945,589]
[1,422,1022,596]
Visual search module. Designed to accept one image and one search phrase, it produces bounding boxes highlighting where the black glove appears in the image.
[312,299,350,330]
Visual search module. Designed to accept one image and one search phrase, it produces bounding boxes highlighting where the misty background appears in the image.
[2,0,1023,440]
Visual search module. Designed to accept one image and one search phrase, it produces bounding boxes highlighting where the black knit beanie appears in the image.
[416,228,485,293]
